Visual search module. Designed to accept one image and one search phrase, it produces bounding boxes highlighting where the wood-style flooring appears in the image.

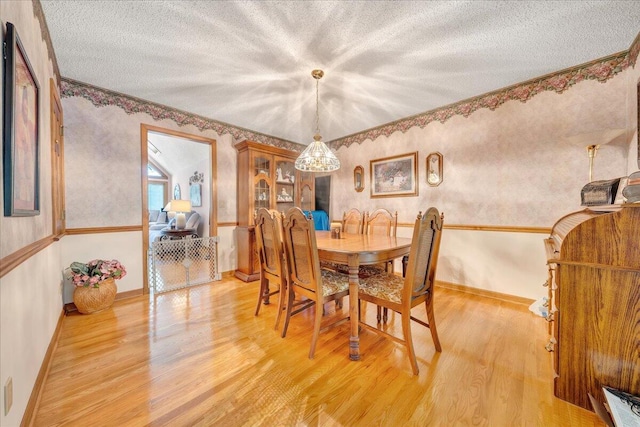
[33,275,602,426]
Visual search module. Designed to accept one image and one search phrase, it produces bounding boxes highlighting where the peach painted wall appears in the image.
[330,67,636,299]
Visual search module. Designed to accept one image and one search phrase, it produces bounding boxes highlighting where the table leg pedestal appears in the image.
[348,253,361,361]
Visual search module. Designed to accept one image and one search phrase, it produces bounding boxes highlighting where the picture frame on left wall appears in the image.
[2,22,40,216]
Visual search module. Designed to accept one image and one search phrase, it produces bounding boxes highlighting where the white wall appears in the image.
[60,233,144,303]
[0,2,64,424]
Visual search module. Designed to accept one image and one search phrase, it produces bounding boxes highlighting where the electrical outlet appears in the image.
[4,377,12,415]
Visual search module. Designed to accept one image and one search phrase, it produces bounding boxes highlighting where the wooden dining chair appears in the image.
[363,208,398,238]
[342,208,364,234]
[280,207,350,359]
[358,208,444,375]
[254,208,287,331]
[362,208,399,321]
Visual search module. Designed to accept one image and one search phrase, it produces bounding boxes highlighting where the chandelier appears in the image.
[294,69,341,172]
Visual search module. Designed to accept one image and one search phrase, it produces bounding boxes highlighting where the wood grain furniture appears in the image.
[315,229,413,361]
[544,204,640,410]
[364,208,398,237]
[342,208,364,234]
[363,208,399,322]
[235,141,314,281]
[320,208,364,273]
[280,208,350,358]
[358,208,443,375]
[254,208,287,330]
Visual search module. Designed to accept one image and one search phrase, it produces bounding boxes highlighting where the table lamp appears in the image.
[164,202,176,221]
[169,199,191,229]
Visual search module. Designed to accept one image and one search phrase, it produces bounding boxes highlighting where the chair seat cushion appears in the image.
[321,262,387,279]
[320,269,349,296]
[359,273,403,304]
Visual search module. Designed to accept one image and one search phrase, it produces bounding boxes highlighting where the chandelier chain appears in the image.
[315,78,320,136]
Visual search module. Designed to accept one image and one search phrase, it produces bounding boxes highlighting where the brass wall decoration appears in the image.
[354,165,364,192]
[426,152,443,187]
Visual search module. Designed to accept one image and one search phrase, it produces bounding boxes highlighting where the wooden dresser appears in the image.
[544,204,640,410]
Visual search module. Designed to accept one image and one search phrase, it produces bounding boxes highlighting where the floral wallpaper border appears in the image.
[59,30,640,153]
[329,34,640,149]
[32,0,62,85]
[60,78,304,152]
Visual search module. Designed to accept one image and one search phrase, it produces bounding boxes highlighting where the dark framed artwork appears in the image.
[3,22,40,216]
[370,152,418,198]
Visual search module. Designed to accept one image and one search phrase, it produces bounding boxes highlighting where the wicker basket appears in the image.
[73,277,117,314]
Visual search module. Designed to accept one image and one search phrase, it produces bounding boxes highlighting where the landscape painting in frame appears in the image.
[3,22,40,216]
[370,152,418,198]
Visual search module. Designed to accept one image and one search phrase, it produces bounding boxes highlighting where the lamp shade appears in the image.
[169,199,191,213]
[294,138,341,172]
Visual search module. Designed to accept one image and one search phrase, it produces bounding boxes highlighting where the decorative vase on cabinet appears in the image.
[234,140,315,282]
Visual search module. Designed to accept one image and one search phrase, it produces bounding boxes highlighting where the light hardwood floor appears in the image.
[33,275,603,426]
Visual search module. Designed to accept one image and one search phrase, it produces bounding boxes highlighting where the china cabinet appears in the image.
[235,140,315,281]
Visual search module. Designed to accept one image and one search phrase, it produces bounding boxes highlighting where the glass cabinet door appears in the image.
[275,158,295,213]
[253,155,271,217]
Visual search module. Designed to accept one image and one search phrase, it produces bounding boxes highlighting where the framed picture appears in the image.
[3,22,40,216]
[190,183,202,207]
[426,152,443,186]
[370,152,418,198]
[173,183,181,199]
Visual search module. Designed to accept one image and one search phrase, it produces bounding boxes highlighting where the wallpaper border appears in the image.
[59,78,305,152]
[329,34,640,149]
[58,31,640,153]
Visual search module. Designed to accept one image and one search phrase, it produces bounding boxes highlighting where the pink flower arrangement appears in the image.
[69,259,127,288]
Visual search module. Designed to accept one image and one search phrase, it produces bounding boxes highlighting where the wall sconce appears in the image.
[354,165,364,192]
[426,152,443,186]
[587,144,599,182]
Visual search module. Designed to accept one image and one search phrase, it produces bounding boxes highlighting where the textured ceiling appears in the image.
[40,1,640,144]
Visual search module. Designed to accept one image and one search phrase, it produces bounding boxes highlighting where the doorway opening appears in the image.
[141,124,219,294]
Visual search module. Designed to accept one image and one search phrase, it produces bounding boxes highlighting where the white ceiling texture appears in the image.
[40,1,640,145]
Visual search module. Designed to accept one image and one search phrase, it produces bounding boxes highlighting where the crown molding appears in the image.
[329,34,640,150]
[59,78,305,152]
